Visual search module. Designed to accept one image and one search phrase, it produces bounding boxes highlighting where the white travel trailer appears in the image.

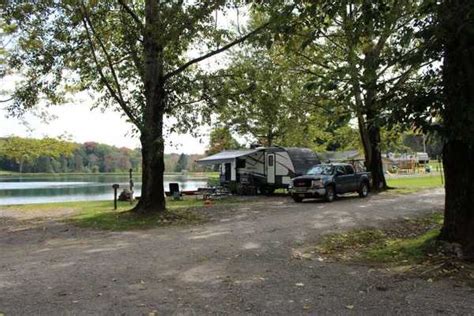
[196,147,320,194]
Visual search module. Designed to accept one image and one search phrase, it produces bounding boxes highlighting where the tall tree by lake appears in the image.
[2,1,268,213]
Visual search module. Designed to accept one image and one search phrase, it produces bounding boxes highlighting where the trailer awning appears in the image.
[196,149,261,165]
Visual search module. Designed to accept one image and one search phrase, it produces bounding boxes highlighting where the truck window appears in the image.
[345,165,355,174]
[336,166,346,175]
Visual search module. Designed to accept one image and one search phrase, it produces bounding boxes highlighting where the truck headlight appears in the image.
[311,179,323,188]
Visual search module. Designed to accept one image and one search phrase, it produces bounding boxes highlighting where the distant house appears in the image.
[320,150,398,174]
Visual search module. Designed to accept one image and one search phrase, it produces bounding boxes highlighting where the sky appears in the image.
[0,95,211,154]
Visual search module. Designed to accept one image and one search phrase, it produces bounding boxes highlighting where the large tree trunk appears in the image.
[357,113,388,191]
[135,128,166,213]
[438,0,474,258]
[439,141,474,257]
[133,0,166,213]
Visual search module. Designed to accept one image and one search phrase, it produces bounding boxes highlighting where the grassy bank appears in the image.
[315,212,444,265]
[2,196,242,230]
[386,175,444,194]
[310,212,474,283]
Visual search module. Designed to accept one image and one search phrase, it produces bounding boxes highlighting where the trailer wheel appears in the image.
[292,195,303,203]
[259,186,275,195]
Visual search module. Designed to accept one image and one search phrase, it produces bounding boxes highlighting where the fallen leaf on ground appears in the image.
[346,305,354,309]
[295,282,304,287]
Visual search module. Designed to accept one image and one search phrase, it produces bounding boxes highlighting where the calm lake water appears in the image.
[0,174,209,205]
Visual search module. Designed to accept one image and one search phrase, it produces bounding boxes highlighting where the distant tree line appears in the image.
[0,137,206,173]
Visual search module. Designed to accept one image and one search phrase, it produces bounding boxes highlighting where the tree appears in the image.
[206,127,240,155]
[208,39,352,150]
[0,137,75,172]
[174,153,188,172]
[3,1,269,213]
[372,0,473,256]
[259,0,432,190]
[437,0,474,258]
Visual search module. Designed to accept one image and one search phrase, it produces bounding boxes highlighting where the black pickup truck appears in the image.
[288,163,371,202]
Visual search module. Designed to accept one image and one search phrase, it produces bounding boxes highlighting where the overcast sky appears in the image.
[0,98,211,154]
[0,77,210,154]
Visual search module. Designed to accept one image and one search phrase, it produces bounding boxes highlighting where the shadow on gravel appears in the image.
[298,194,365,204]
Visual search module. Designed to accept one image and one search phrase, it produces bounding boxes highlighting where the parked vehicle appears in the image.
[196,146,320,194]
[288,163,371,202]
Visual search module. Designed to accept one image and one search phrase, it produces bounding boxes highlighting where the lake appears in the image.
[0,174,209,205]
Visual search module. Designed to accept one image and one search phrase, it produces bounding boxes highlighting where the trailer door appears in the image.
[224,163,231,182]
[266,153,275,184]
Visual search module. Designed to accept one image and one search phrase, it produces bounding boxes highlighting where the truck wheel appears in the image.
[358,182,369,198]
[325,185,335,202]
[292,195,303,203]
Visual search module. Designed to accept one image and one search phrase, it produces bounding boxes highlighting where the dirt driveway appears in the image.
[1,189,473,315]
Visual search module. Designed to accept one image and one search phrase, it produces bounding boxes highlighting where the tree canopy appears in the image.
[2,0,269,212]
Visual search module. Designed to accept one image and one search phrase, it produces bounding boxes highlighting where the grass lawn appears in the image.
[312,212,474,283]
[2,196,244,231]
[315,212,443,264]
[386,175,444,194]
[0,169,17,175]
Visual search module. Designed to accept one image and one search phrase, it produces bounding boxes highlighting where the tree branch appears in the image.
[81,9,141,128]
[83,8,126,102]
[164,22,270,81]
[119,7,144,80]
[117,0,144,30]
[0,97,13,103]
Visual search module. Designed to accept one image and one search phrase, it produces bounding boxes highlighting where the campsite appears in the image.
[1,1,474,315]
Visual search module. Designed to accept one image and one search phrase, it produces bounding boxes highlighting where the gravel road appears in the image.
[1,189,473,315]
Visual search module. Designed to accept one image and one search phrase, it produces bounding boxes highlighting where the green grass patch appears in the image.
[365,229,439,264]
[386,175,444,194]
[2,196,247,230]
[312,212,474,284]
[0,169,17,175]
[69,201,204,231]
[315,212,443,265]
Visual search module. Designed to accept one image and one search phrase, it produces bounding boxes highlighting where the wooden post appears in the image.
[112,184,120,210]
[129,168,134,204]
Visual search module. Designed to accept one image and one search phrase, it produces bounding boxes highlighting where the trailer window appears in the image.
[268,155,274,167]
